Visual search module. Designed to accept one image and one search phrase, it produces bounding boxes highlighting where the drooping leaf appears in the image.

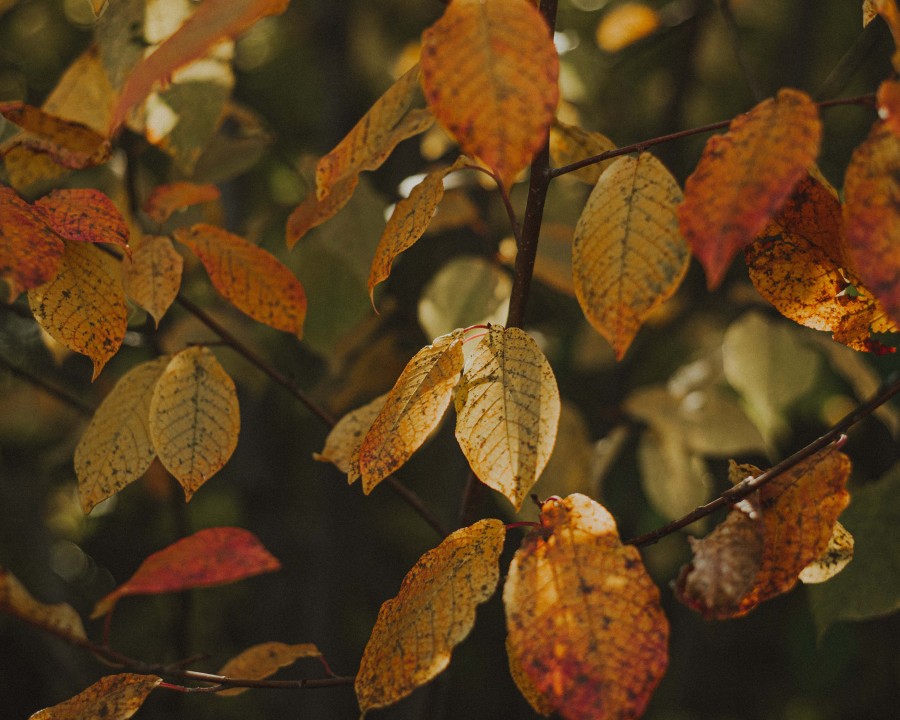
[0,566,86,641]
[359,332,464,493]
[548,120,617,184]
[355,519,506,716]
[34,189,130,252]
[74,357,171,513]
[313,393,388,485]
[28,674,162,720]
[799,521,854,584]
[91,527,279,618]
[454,326,561,510]
[0,185,64,300]
[572,152,688,359]
[174,224,306,338]
[148,346,240,499]
[678,89,821,288]
[216,642,322,697]
[286,172,359,248]
[504,494,669,720]
[143,182,221,224]
[28,241,127,380]
[420,0,560,189]
[121,234,184,327]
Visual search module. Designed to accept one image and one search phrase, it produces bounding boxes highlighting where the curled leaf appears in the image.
[28,674,162,720]
[313,393,388,484]
[286,173,359,248]
[799,521,854,584]
[0,566,86,641]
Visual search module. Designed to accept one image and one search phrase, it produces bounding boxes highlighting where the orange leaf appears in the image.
[359,331,464,493]
[420,0,560,189]
[122,234,184,327]
[572,152,688,359]
[27,241,127,380]
[549,120,617,185]
[504,494,669,720]
[143,182,221,224]
[216,642,321,697]
[91,527,279,618]
[0,185,64,300]
[355,519,506,715]
[174,224,306,338]
[109,0,290,133]
[798,520,854,584]
[678,88,821,289]
[843,121,900,326]
[877,79,900,137]
[286,172,359,248]
[313,393,389,485]
[0,102,111,169]
[28,674,162,720]
[872,0,900,70]
[0,566,87,642]
[35,189,130,252]
[595,2,661,53]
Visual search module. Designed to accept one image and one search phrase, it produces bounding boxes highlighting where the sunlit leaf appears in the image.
[355,519,506,715]
[35,189,130,253]
[420,0,559,189]
[595,2,661,53]
[313,393,388,485]
[572,152,688,359]
[506,635,554,717]
[799,521,854,584]
[0,566,86,641]
[74,357,170,513]
[174,223,306,338]
[286,173,359,249]
[121,234,184,327]
[359,331,464,493]
[678,88,821,288]
[91,527,279,618]
[216,642,321,697]
[148,346,240,499]
[28,241,127,380]
[143,182,221,224]
[28,674,162,720]
[504,494,669,720]
[0,185,64,300]
[549,120,617,184]
[455,326,561,510]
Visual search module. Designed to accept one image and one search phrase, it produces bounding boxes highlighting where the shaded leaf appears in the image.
[572,152,688,359]
[549,120,617,184]
[143,182,221,224]
[636,429,712,522]
[0,566,86,641]
[359,332,464,493]
[799,521,854,584]
[420,0,559,189]
[74,357,170,513]
[313,394,388,485]
[286,172,359,248]
[29,674,162,720]
[91,527,279,618]
[504,494,669,720]
[872,0,900,69]
[174,224,306,338]
[0,185,64,300]
[678,89,821,288]
[148,346,240,499]
[35,189,130,252]
[122,234,184,327]
[454,326,561,510]
[355,519,506,715]
[217,642,321,697]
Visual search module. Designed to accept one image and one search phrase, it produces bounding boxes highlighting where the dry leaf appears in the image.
[286,172,359,248]
[35,189,130,253]
[799,521,854,584]
[313,393,388,484]
[143,182,221,224]
[216,642,321,697]
[355,519,506,715]
[0,566,86,641]
[122,234,184,327]
[549,120,617,184]
[0,185,64,300]
[29,674,162,720]
[506,635,554,716]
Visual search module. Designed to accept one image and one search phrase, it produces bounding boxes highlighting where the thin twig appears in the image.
[0,354,95,415]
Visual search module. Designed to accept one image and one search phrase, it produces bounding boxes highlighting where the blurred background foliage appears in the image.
[1,1,898,718]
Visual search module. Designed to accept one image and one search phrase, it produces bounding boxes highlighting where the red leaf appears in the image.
[0,185,64,300]
[35,189,130,252]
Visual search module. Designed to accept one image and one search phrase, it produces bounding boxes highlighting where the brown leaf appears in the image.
[286,172,359,248]
[0,566,87,642]
[0,185,64,300]
[35,189,130,252]
[122,234,184,327]
[143,182,221,224]
[216,642,321,697]
[313,393,388,484]
[29,674,162,720]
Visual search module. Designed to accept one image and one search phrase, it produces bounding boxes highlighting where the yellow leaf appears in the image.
[595,2,661,53]
[504,494,669,720]
[454,326,560,510]
[74,357,171,513]
[28,241,127,380]
[573,152,688,359]
[549,120,617,184]
[359,331,464,493]
[506,635,553,716]
[355,519,506,715]
[286,172,359,248]
[149,346,240,500]
[122,234,184,328]
[174,223,306,338]
[0,566,87,642]
[420,0,559,189]
[29,674,162,720]
[799,521,854,584]
[217,642,321,697]
[313,393,388,484]
[316,65,433,200]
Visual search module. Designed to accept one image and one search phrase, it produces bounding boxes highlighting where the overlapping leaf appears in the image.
[174,224,306,338]
[35,189,130,252]
[217,642,322,697]
[74,357,171,513]
[313,393,388,484]
[148,346,240,499]
[122,234,184,327]
[0,566,86,641]
[454,326,561,510]
[28,241,127,380]
[0,185,64,299]
[799,521,854,584]
[678,88,821,288]
[359,332,464,493]
[504,494,669,720]
[29,674,162,720]
[286,173,359,248]
[549,120,617,184]
[92,527,279,618]
[143,182,221,224]
[420,0,559,189]
[355,519,506,715]
[572,152,688,359]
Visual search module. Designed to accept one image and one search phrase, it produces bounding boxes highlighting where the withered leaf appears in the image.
[28,674,162,720]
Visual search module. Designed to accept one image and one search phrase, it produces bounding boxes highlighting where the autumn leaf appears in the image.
[678,88,821,288]
[28,240,127,380]
[216,642,321,697]
[148,346,240,499]
[355,519,506,715]
[368,156,469,306]
[799,521,854,584]
[0,102,111,169]
[143,182,221,224]
[286,172,359,248]
[504,494,669,720]
[420,0,559,189]
[313,394,388,484]
[29,674,162,720]
[455,326,561,510]
[872,0,900,70]
[91,527,280,618]
[35,189,130,253]
[174,224,306,338]
[359,332,464,493]
[572,152,688,359]
[876,79,900,137]
[0,185,64,300]
[74,357,171,513]
[506,635,554,717]
[596,2,661,53]
[549,120,617,184]
[0,566,87,642]
[121,234,184,327]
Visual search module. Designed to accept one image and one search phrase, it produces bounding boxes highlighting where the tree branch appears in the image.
[0,353,96,415]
